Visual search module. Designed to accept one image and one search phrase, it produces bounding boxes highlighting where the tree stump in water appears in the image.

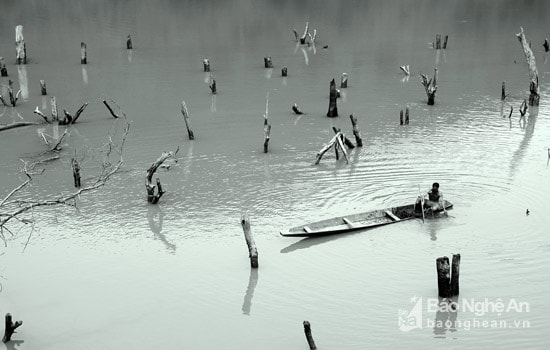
[240,214,258,268]
[40,80,47,95]
[2,313,22,343]
[516,27,539,106]
[281,66,288,77]
[126,34,133,50]
[349,114,363,147]
[180,101,195,140]
[340,73,348,88]
[0,57,7,76]
[303,321,317,350]
[421,68,438,105]
[327,78,338,117]
[203,58,210,72]
[543,38,549,52]
[15,25,26,64]
[436,254,461,297]
[80,42,87,64]
[145,152,174,204]
[264,57,273,68]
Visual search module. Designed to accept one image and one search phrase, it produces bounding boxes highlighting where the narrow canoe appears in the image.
[279,200,453,237]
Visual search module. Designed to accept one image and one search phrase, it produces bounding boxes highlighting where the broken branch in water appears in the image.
[145,150,176,204]
[180,100,195,140]
[516,27,539,106]
[102,99,120,119]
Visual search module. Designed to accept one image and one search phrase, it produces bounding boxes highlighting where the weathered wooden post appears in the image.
[450,254,460,296]
[15,25,26,64]
[240,214,258,268]
[436,254,460,298]
[203,58,210,72]
[516,27,539,106]
[303,321,317,350]
[443,35,449,49]
[340,72,348,88]
[405,106,410,125]
[281,66,287,77]
[51,96,59,122]
[400,110,404,125]
[264,57,273,68]
[180,100,195,140]
[2,313,22,343]
[327,78,338,117]
[81,42,87,64]
[40,80,47,95]
[126,34,133,49]
[71,158,81,187]
[349,114,363,147]
[0,57,7,76]
[436,256,451,298]
[501,81,506,100]
[543,38,549,52]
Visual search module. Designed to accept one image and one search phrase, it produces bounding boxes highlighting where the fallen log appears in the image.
[516,27,539,106]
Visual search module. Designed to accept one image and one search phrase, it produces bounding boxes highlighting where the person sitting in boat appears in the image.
[425,182,443,211]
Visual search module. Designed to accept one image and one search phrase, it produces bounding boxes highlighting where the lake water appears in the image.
[1,1,549,349]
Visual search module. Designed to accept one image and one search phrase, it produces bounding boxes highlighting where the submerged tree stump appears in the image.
[282,66,288,77]
[436,254,461,298]
[501,81,506,100]
[340,73,348,88]
[15,25,26,64]
[543,38,549,52]
[2,313,22,343]
[240,214,258,268]
[303,321,317,350]
[292,103,304,115]
[126,34,133,50]
[180,100,195,140]
[405,106,410,125]
[40,80,47,95]
[203,58,210,72]
[264,57,273,68]
[421,68,438,105]
[0,57,7,76]
[349,114,363,147]
[81,42,87,64]
[327,78,338,117]
[72,158,81,187]
[51,96,59,122]
[145,152,174,204]
[263,93,271,153]
[516,27,539,106]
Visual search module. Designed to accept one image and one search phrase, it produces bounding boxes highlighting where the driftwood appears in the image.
[102,100,120,118]
[15,25,26,64]
[34,106,50,123]
[349,114,363,147]
[421,68,438,105]
[0,57,7,76]
[180,100,195,140]
[327,78,338,117]
[332,126,354,149]
[126,34,133,50]
[81,42,87,64]
[516,27,539,106]
[293,22,309,44]
[145,151,175,204]
[240,214,258,268]
[303,321,317,350]
[2,313,22,343]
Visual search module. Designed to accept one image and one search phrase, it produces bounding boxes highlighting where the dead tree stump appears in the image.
[282,66,288,77]
[543,38,549,52]
[40,80,47,95]
[292,103,304,115]
[435,34,441,49]
[7,80,20,107]
[327,78,338,117]
[180,101,195,140]
[145,152,174,204]
[340,73,348,88]
[443,35,449,49]
[72,158,81,187]
[400,110,404,125]
[405,106,410,125]
[15,25,26,64]
[264,57,273,68]
[2,313,22,343]
[349,114,363,147]
[303,321,317,350]
[263,93,271,153]
[421,68,438,105]
[436,254,461,298]
[51,96,59,122]
[203,58,210,72]
[516,27,539,106]
[126,34,133,49]
[0,57,7,76]
[240,214,258,268]
[209,76,217,94]
[501,81,506,100]
[81,42,87,64]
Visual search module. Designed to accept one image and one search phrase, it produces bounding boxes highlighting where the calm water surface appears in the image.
[1,1,549,349]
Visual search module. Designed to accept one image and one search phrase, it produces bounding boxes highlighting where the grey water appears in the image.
[1,1,549,349]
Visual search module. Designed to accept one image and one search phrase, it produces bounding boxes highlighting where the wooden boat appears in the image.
[279,200,453,237]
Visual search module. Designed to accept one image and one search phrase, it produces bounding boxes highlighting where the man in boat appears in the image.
[415,182,443,212]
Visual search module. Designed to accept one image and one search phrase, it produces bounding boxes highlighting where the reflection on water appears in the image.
[241,268,258,315]
[147,204,176,253]
[433,297,459,338]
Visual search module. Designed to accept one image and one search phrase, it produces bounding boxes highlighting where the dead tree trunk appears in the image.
[435,34,441,49]
[203,58,210,72]
[501,81,506,100]
[543,38,549,52]
[293,22,309,44]
[2,313,22,343]
[0,57,7,76]
[126,34,133,50]
[421,68,438,105]
[72,158,81,187]
[315,132,349,164]
[81,42,87,64]
[303,321,317,350]
[327,78,338,117]
[209,75,217,94]
[240,214,258,268]
[145,152,174,204]
[349,114,363,147]
[7,80,21,106]
[15,25,26,64]
[405,106,410,125]
[436,254,461,298]
[40,80,47,95]
[443,35,449,49]
[516,27,539,106]
[282,66,288,77]
[51,96,59,122]
[264,57,273,68]
[263,93,270,153]
[180,100,195,140]
[340,73,348,88]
